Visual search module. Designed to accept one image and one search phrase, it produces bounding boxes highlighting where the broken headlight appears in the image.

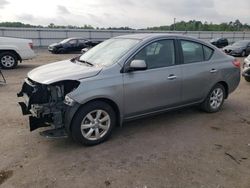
[64,95,76,106]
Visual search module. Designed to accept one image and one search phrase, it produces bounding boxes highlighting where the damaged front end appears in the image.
[17,78,80,137]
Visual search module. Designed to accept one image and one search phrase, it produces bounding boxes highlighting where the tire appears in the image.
[71,101,116,146]
[244,76,250,82]
[201,83,225,113]
[241,50,246,57]
[0,52,18,69]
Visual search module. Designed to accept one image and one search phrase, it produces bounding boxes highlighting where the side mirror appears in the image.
[127,60,147,72]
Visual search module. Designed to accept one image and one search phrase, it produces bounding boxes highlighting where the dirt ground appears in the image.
[0,49,250,188]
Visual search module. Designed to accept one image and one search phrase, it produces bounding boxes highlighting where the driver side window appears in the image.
[133,40,175,69]
[68,39,77,46]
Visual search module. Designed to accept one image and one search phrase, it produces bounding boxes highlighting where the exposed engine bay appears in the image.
[17,78,79,133]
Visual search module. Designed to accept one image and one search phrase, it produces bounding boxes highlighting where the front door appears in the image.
[123,39,182,118]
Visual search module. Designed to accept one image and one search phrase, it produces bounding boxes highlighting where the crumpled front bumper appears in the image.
[17,78,64,131]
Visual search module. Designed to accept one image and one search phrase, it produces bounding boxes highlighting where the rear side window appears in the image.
[180,40,214,64]
[203,46,213,61]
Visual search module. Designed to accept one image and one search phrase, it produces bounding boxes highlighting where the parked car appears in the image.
[242,54,250,82]
[48,38,101,54]
[210,38,229,48]
[18,34,240,145]
[0,37,36,69]
[223,40,250,57]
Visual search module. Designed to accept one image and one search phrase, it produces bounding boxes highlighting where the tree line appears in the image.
[147,19,250,31]
[0,20,249,31]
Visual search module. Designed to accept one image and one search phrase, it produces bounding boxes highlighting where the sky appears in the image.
[0,0,249,28]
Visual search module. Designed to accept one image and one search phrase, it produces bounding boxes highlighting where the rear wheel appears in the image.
[201,84,225,113]
[0,52,18,69]
[71,101,116,145]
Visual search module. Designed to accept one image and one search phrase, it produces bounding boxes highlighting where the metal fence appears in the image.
[1,27,250,47]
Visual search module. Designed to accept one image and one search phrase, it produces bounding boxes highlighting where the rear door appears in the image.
[123,39,182,117]
[178,39,217,104]
[67,39,78,51]
[78,39,88,50]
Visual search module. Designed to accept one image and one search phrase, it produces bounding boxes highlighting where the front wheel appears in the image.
[71,101,116,145]
[201,84,225,113]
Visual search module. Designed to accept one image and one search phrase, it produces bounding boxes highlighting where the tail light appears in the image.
[232,59,240,68]
[28,42,33,49]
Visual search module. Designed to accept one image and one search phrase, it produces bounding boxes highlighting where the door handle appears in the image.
[210,69,218,73]
[168,74,177,80]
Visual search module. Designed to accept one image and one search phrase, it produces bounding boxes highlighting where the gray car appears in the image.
[18,34,240,145]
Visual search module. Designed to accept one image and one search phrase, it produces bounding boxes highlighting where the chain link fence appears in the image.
[1,27,250,47]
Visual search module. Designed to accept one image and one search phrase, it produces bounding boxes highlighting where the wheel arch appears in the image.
[67,97,121,134]
[0,49,22,62]
[217,81,229,99]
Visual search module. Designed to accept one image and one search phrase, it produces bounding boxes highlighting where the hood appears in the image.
[28,60,102,84]
[224,45,244,51]
[49,43,61,47]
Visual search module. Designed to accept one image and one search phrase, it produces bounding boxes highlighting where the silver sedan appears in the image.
[18,34,241,145]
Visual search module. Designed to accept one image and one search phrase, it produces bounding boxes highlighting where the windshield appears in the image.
[59,39,71,44]
[232,41,249,47]
[79,38,140,66]
[210,38,220,42]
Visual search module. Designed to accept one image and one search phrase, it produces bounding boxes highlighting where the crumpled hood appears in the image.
[27,60,102,84]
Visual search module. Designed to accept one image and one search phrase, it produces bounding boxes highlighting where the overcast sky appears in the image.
[0,0,249,28]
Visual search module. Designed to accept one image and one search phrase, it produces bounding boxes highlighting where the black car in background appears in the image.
[48,38,102,54]
[210,38,229,48]
[223,40,250,57]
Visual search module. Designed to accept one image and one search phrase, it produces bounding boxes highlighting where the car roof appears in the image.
[115,33,195,40]
[67,37,87,40]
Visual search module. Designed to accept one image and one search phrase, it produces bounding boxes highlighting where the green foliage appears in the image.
[147,19,250,31]
[0,22,94,29]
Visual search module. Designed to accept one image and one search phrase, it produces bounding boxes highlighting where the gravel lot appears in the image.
[0,49,250,188]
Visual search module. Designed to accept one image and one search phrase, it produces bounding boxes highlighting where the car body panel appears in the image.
[210,38,229,48]
[223,40,250,56]
[27,60,102,84]
[123,65,182,117]
[242,55,250,79]
[0,37,36,60]
[48,38,102,53]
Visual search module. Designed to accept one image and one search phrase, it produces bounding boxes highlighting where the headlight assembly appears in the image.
[64,95,76,106]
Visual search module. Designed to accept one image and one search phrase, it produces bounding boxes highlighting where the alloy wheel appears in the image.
[1,55,15,68]
[80,109,111,141]
[209,88,224,110]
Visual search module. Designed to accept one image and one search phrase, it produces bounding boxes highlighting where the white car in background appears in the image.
[242,54,250,82]
[0,37,36,69]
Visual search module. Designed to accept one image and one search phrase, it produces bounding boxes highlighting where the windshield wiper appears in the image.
[70,57,94,66]
[77,59,94,66]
